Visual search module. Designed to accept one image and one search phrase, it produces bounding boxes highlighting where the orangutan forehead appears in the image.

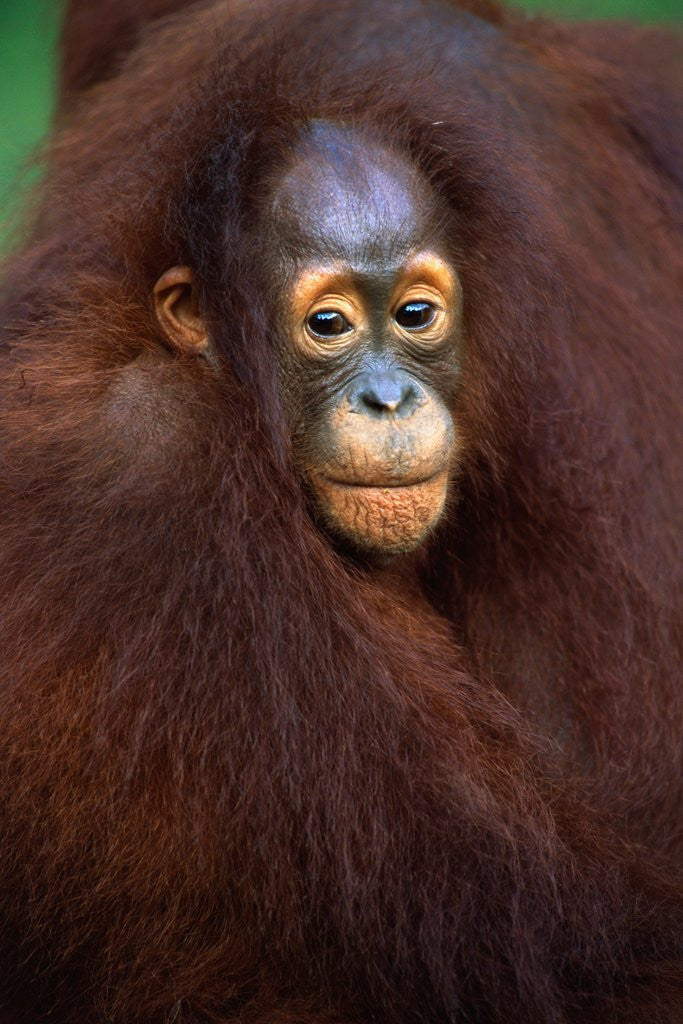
[268,123,439,265]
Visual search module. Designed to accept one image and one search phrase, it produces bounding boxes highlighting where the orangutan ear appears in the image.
[153,266,209,356]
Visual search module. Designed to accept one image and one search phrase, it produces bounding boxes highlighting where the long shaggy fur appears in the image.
[0,1,681,1021]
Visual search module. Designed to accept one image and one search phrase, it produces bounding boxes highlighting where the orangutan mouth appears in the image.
[309,469,449,549]
[320,462,450,489]
[324,474,441,489]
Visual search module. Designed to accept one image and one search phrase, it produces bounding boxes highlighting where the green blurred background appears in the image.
[0,0,680,229]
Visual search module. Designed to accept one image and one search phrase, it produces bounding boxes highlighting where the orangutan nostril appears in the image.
[353,371,420,418]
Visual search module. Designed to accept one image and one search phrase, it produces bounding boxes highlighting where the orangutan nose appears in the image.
[349,370,422,418]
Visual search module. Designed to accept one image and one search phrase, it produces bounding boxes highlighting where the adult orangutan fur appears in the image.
[0,0,681,1021]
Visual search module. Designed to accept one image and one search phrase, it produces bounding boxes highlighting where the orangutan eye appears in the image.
[307,310,352,338]
[395,301,436,330]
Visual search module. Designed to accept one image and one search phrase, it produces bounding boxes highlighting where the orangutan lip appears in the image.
[322,473,440,489]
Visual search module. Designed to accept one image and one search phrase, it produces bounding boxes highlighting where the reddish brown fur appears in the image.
[0,1,681,1021]
[59,0,191,100]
